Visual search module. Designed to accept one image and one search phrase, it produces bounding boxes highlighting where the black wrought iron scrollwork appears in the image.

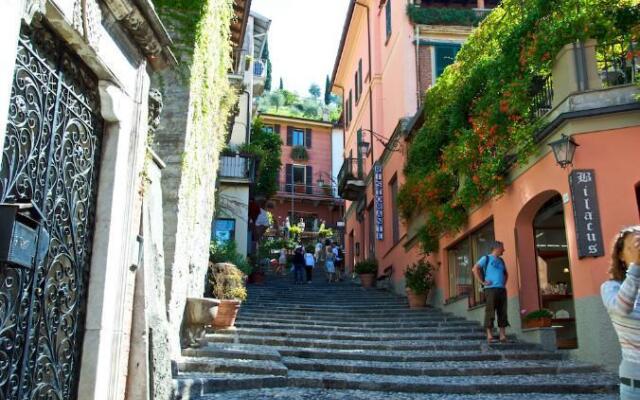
[0,22,102,400]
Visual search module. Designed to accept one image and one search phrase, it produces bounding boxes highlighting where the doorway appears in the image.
[533,195,578,349]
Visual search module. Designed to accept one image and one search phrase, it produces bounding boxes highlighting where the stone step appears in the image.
[182,343,282,361]
[286,370,618,394]
[205,334,536,352]
[195,388,618,400]
[237,312,461,323]
[173,373,286,400]
[214,327,487,342]
[234,316,479,328]
[282,357,599,377]
[240,305,442,314]
[179,357,288,376]
[243,302,414,310]
[278,347,564,363]
[233,321,482,334]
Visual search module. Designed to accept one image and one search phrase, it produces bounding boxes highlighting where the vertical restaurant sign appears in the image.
[374,162,384,240]
[569,169,605,258]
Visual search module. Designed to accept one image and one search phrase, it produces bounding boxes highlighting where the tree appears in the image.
[279,77,283,90]
[309,83,321,99]
[262,40,272,91]
[324,75,332,105]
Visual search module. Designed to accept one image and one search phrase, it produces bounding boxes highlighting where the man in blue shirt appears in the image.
[472,241,509,343]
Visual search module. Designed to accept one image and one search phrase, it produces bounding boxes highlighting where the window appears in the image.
[636,183,640,219]
[292,129,305,146]
[358,59,363,98]
[385,0,392,42]
[348,90,353,125]
[263,124,274,134]
[390,177,400,244]
[212,218,236,244]
[293,165,306,184]
[447,221,495,306]
[434,43,461,80]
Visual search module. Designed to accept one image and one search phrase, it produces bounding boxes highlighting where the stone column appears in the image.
[552,40,601,108]
[78,69,150,400]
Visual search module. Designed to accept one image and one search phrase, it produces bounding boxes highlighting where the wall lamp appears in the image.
[548,134,579,168]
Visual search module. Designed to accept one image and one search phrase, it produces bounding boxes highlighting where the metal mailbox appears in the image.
[0,203,48,268]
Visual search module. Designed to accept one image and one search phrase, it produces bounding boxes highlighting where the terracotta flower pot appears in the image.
[359,273,376,288]
[523,317,552,329]
[406,288,428,309]
[214,299,241,329]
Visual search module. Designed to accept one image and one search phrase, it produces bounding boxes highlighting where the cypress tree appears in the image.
[262,40,272,91]
[324,75,331,105]
[279,77,284,90]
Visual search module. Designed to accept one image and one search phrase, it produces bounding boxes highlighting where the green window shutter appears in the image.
[385,0,392,41]
[435,44,461,79]
[356,129,363,178]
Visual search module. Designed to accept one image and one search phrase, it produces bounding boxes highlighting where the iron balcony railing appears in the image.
[278,183,339,198]
[337,157,363,188]
[597,36,638,87]
[218,154,255,181]
[530,74,554,119]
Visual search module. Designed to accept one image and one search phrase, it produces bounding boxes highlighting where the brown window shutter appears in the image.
[285,164,293,192]
[286,127,293,146]
[305,128,312,148]
[274,124,280,134]
[306,165,313,194]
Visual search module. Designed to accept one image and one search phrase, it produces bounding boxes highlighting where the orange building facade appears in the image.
[333,0,640,371]
[260,114,344,239]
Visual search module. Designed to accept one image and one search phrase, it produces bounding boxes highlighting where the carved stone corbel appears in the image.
[23,0,46,24]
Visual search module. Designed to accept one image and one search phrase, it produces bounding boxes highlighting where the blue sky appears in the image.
[251,0,350,96]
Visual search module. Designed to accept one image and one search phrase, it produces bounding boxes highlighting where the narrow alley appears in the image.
[173,273,618,399]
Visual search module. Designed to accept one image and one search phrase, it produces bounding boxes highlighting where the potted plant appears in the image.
[404,259,436,309]
[522,309,553,328]
[290,145,309,161]
[248,255,266,285]
[354,259,378,288]
[209,262,248,329]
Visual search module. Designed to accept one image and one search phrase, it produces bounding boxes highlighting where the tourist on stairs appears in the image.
[472,240,509,344]
[304,245,315,284]
[601,226,640,400]
[325,242,336,283]
[292,245,306,285]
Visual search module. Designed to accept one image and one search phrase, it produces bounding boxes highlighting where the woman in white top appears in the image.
[601,226,640,399]
[277,248,287,276]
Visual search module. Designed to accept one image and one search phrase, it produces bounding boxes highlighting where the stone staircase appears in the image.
[173,275,618,399]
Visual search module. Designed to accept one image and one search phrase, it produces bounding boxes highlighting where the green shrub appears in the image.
[209,240,252,275]
[404,259,436,294]
[290,145,309,161]
[354,259,378,275]
[523,309,553,320]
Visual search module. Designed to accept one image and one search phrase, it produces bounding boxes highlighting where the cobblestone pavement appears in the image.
[173,274,618,399]
[199,388,617,400]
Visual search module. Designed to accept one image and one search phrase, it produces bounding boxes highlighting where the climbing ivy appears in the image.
[399,0,640,253]
[406,5,486,27]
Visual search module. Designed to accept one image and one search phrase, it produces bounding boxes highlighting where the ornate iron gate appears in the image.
[0,22,103,400]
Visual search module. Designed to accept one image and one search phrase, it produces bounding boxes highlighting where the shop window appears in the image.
[446,221,494,306]
[212,218,236,244]
[636,183,640,220]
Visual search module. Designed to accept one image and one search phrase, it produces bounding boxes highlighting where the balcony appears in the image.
[277,183,342,201]
[218,153,255,183]
[253,59,268,96]
[337,157,365,201]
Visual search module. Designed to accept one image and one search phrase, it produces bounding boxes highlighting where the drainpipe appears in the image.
[415,25,421,109]
[354,1,374,168]
[243,89,251,144]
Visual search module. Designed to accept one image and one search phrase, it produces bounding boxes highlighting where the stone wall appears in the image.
[151,0,236,358]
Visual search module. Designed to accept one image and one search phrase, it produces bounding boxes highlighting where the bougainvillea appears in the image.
[400,0,640,253]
